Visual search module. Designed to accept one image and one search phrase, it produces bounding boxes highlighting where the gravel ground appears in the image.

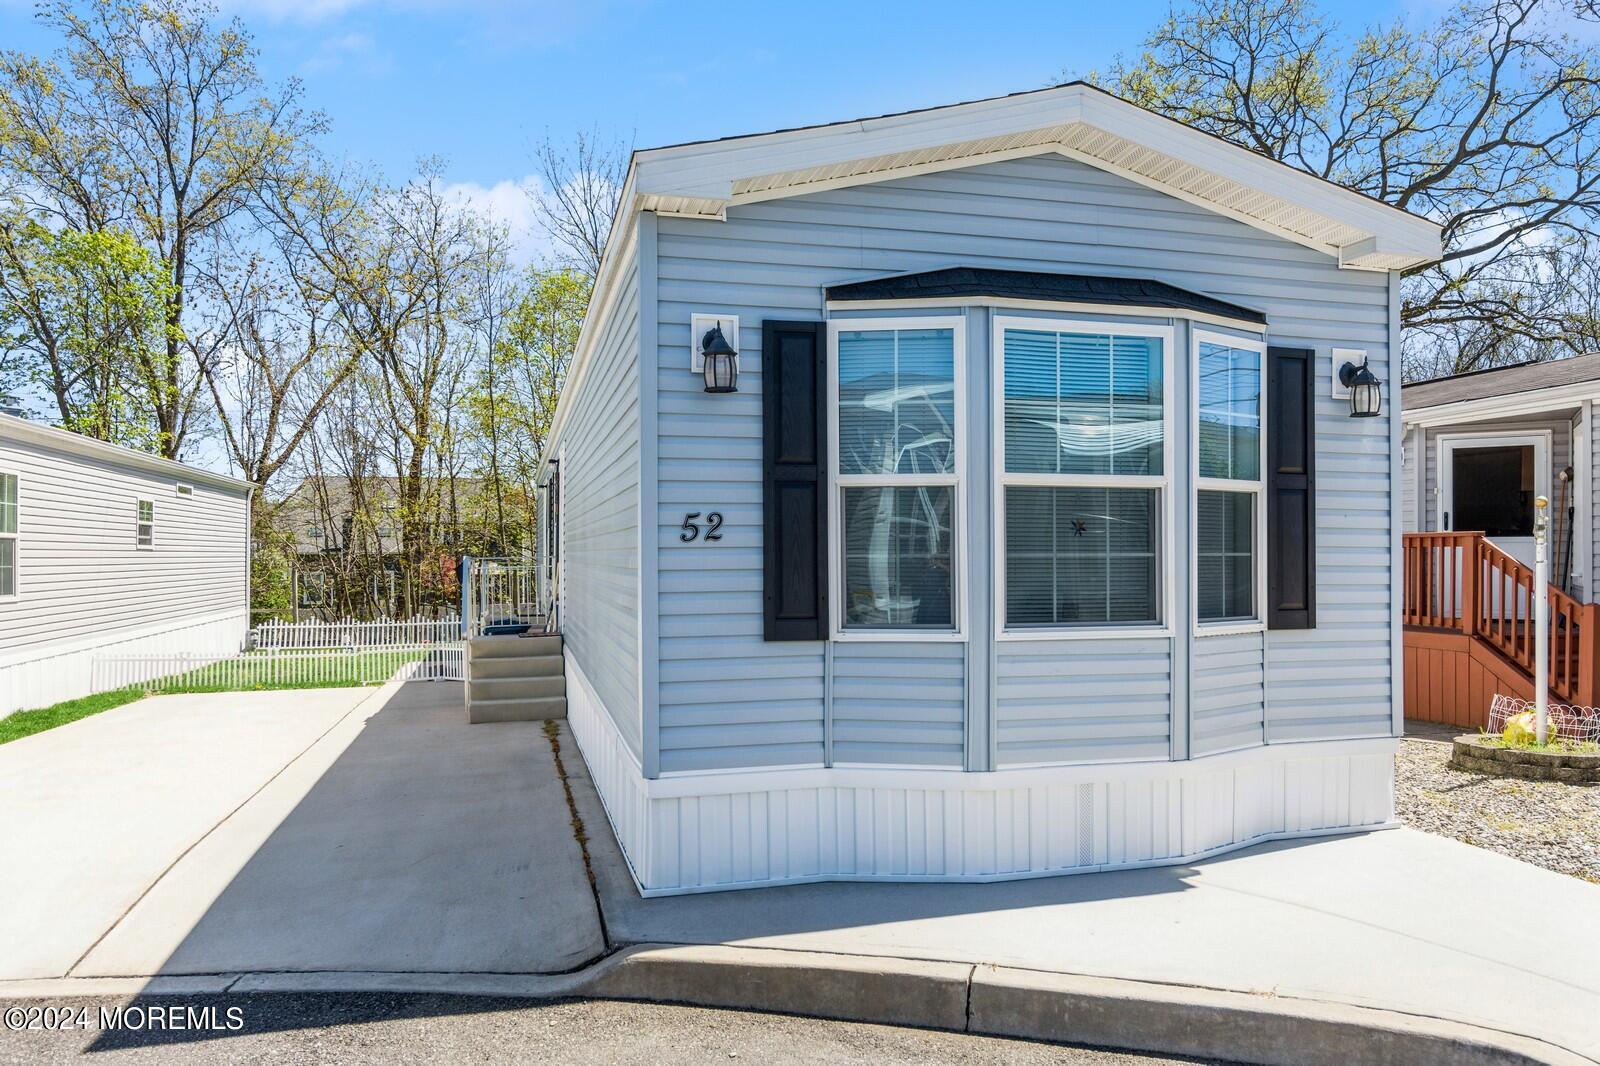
[1395,735,1600,883]
[0,994,1233,1066]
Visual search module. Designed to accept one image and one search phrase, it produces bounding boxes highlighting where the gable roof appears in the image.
[1403,354,1600,411]
[825,266,1266,325]
[631,82,1441,271]
[538,84,1444,482]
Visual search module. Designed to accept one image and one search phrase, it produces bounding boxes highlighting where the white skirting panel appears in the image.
[0,610,247,717]
[563,655,1397,896]
[565,651,652,883]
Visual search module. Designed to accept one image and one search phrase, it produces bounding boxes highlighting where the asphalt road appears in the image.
[0,994,1236,1065]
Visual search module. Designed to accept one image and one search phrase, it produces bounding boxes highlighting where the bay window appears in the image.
[1194,332,1266,627]
[996,319,1170,634]
[833,320,963,634]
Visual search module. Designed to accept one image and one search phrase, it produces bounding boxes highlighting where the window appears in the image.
[175,483,194,497]
[1194,332,1266,627]
[299,571,327,608]
[996,319,1170,633]
[135,499,154,549]
[832,319,963,634]
[0,472,16,598]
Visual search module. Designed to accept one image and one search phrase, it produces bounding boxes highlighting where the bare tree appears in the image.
[533,128,629,279]
[1098,0,1600,378]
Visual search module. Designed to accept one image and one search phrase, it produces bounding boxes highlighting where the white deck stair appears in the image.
[466,632,566,723]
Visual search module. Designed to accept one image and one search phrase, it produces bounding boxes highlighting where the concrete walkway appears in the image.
[566,736,1600,1063]
[0,682,603,982]
[5,696,1599,1063]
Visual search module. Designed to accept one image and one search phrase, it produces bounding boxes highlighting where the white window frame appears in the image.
[0,471,17,601]
[1192,329,1269,636]
[992,316,1176,641]
[136,498,155,550]
[828,315,968,642]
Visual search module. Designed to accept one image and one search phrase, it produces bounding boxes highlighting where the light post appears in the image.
[1534,495,1550,746]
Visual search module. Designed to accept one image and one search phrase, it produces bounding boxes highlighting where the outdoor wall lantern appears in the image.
[1338,357,1383,418]
[700,323,739,394]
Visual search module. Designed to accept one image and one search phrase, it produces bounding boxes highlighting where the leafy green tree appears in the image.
[0,0,323,456]
[0,219,176,449]
[464,265,589,551]
[1097,0,1600,378]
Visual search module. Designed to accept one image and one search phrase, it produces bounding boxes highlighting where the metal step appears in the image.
[470,654,564,679]
[469,675,566,702]
[466,695,567,724]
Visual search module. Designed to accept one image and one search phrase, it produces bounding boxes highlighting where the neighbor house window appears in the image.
[135,499,155,549]
[0,472,16,597]
[1195,332,1266,626]
[833,320,963,634]
[997,320,1169,632]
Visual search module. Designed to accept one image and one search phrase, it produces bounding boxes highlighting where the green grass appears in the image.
[0,649,438,745]
[0,686,146,746]
[152,648,432,693]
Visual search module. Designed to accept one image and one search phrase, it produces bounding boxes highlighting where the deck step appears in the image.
[470,654,563,679]
[470,633,562,658]
[467,695,567,723]
[470,675,566,702]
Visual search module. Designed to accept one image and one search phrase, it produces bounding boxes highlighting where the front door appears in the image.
[1437,433,1550,571]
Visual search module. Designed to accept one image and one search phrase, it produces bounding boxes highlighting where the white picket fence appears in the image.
[255,614,462,648]
[91,643,465,694]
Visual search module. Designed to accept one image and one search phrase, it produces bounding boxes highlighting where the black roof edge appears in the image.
[824,266,1267,325]
[1400,359,1543,389]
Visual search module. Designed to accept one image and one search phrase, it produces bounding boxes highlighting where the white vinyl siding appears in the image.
[0,430,249,716]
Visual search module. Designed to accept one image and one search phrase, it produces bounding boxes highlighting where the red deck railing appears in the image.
[1403,532,1599,705]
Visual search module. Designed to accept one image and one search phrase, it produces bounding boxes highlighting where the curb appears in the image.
[2,944,1590,1066]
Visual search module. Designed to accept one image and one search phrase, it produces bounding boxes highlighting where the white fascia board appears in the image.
[1401,380,1600,428]
[0,413,255,493]
[631,84,1442,270]
[1072,91,1441,265]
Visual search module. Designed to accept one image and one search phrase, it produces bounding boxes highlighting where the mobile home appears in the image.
[0,413,253,716]
[534,84,1442,894]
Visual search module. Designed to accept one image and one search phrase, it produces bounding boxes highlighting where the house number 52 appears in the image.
[680,512,724,542]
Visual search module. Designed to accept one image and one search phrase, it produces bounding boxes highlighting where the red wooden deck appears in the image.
[1402,532,1600,729]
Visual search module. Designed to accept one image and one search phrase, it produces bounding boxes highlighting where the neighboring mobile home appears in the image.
[0,413,253,716]
[1401,355,1600,726]
[534,84,1442,894]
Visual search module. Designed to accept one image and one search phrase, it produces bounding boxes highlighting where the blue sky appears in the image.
[0,0,1416,263]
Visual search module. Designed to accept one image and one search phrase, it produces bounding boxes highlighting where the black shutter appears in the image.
[1267,345,1316,629]
[763,321,828,641]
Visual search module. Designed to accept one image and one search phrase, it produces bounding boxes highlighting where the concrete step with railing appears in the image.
[466,633,565,724]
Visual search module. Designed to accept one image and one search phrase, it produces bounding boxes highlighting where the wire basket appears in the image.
[1487,694,1600,746]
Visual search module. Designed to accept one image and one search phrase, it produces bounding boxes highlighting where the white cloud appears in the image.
[298,30,391,75]
[441,174,556,267]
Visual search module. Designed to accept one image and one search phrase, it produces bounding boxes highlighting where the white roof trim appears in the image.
[632,84,1441,271]
[0,412,255,493]
[1401,379,1599,428]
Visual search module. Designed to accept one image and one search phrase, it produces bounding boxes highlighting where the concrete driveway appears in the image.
[0,682,602,983]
